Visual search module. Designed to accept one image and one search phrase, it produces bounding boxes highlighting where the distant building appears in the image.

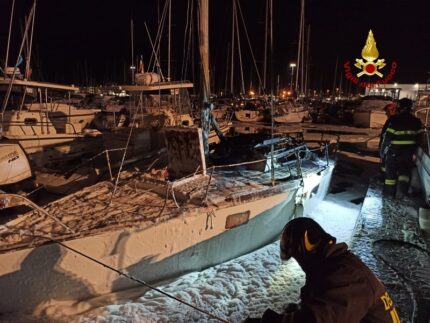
[366,83,429,101]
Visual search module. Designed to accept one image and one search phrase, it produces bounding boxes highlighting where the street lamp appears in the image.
[289,63,296,93]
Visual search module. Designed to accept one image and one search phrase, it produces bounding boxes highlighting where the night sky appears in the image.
[0,0,429,94]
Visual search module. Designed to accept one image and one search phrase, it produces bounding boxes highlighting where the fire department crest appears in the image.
[355,30,386,78]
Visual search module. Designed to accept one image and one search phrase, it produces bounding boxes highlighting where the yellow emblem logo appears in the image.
[355,30,386,78]
[304,230,319,252]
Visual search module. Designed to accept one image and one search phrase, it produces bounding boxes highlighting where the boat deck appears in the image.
[233,121,382,150]
[0,159,327,252]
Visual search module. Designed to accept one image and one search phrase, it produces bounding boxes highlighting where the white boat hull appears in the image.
[274,110,309,123]
[416,147,430,205]
[0,142,31,185]
[234,110,265,122]
[353,110,387,128]
[0,185,299,314]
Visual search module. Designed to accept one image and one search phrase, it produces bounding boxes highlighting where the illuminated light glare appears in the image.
[394,83,398,87]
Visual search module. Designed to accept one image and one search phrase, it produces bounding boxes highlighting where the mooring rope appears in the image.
[23,232,229,323]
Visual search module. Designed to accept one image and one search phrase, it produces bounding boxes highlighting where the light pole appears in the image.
[289,63,296,94]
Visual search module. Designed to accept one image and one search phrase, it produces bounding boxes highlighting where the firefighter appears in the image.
[381,98,424,198]
[379,102,398,177]
[243,218,400,323]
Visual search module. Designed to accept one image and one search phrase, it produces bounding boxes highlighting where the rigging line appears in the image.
[144,22,165,80]
[154,4,169,78]
[109,95,140,204]
[300,3,305,94]
[230,0,235,94]
[184,0,194,81]
[4,0,15,72]
[263,0,268,90]
[181,0,191,80]
[19,2,36,112]
[26,0,36,80]
[152,0,169,73]
[236,1,265,95]
[24,232,229,323]
[183,0,194,81]
[1,1,36,116]
[148,0,168,71]
[234,0,245,95]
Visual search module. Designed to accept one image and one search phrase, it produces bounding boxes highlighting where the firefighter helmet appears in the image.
[280,218,335,262]
[397,98,413,112]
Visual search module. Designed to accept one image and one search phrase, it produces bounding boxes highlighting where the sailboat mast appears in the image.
[199,0,210,102]
[230,0,235,94]
[332,56,338,96]
[234,0,245,95]
[263,0,268,92]
[5,0,16,72]
[304,24,310,96]
[269,0,275,186]
[130,19,135,84]
[168,0,171,81]
[295,0,304,94]
[1,1,36,115]
[300,5,305,95]
[199,0,211,156]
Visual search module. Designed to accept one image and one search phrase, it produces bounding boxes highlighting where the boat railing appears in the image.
[199,142,331,204]
[415,106,430,128]
[415,107,430,153]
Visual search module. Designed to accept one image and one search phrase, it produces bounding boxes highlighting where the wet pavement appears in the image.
[351,182,430,323]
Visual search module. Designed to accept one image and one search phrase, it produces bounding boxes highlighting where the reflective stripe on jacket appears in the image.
[285,243,399,323]
[382,112,424,154]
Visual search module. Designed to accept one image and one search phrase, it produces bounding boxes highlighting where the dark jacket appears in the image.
[285,243,399,323]
[379,116,393,149]
[381,111,424,155]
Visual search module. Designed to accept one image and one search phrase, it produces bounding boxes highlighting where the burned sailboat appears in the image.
[0,126,333,315]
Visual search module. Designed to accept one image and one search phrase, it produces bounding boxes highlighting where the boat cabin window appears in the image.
[24,118,37,125]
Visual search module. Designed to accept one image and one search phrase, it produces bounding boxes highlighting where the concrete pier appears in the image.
[351,182,430,322]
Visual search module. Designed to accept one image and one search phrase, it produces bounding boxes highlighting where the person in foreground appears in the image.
[244,218,400,323]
